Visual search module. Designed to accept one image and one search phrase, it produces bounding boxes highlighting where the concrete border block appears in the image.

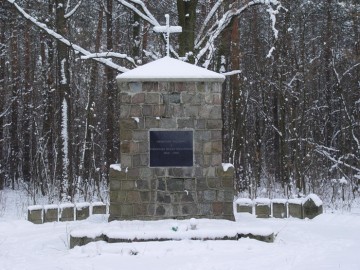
[92,202,107,214]
[76,202,90,220]
[272,199,287,218]
[255,198,271,218]
[235,198,253,214]
[60,203,75,222]
[44,205,59,223]
[28,205,43,224]
[288,199,303,219]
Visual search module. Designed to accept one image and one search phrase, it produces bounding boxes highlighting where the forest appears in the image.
[0,0,359,205]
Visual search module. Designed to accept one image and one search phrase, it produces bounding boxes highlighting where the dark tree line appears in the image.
[0,0,359,204]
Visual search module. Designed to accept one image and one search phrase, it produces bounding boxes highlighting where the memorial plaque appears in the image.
[150,130,193,167]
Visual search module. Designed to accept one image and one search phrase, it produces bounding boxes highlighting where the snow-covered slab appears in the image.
[28,205,43,211]
[91,202,107,215]
[116,56,225,82]
[91,202,106,206]
[255,198,271,205]
[235,198,253,206]
[303,194,323,207]
[271,199,288,204]
[43,204,59,210]
[75,202,90,210]
[288,198,303,205]
[59,203,75,209]
[70,219,274,248]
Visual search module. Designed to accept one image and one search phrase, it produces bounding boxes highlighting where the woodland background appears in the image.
[0,0,359,206]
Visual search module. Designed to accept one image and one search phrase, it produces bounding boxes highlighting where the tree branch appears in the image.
[64,0,83,19]
[7,0,130,73]
[195,0,284,67]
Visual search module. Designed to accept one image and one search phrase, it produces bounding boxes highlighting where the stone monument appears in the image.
[109,16,234,221]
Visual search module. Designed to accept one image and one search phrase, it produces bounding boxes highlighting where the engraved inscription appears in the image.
[150,131,193,167]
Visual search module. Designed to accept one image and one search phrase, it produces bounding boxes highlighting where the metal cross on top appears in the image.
[153,14,182,57]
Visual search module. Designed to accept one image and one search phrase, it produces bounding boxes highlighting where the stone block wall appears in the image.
[235,195,323,219]
[109,81,234,221]
[27,202,107,224]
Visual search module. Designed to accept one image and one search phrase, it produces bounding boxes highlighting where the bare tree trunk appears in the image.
[81,8,104,199]
[230,17,249,193]
[132,11,141,62]
[9,8,20,189]
[0,1,6,190]
[105,0,117,181]
[23,5,33,183]
[324,0,333,148]
[41,0,56,196]
[55,0,73,201]
[177,0,197,61]
[251,9,263,193]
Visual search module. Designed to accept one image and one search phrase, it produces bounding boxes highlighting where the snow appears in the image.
[71,219,273,242]
[60,203,75,209]
[153,14,182,57]
[116,56,225,82]
[338,177,348,185]
[304,194,323,207]
[61,98,69,190]
[255,198,271,205]
[43,204,59,211]
[266,46,275,58]
[60,59,67,84]
[28,205,43,211]
[1,189,360,270]
[91,202,106,206]
[222,163,234,172]
[110,164,122,172]
[1,212,360,269]
[8,0,130,73]
[288,198,303,205]
[132,117,140,123]
[235,198,253,206]
[76,202,90,210]
[271,199,287,204]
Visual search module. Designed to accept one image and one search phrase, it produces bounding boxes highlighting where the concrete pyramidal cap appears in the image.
[116,56,225,82]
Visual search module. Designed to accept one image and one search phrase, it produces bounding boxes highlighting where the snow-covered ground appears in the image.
[1,189,360,270]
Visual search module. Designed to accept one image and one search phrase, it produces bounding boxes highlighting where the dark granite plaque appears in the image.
[150,131,193,167]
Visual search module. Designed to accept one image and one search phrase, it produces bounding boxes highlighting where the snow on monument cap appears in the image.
[116,56,225,82]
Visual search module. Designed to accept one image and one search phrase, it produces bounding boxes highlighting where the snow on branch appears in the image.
[304,139,360,175]
[65,0,83,19]
[222,70,242,76]
[195,0,284,67]
[116,0,159,26]
[339,62,360,83]
[81,52,136,66]
[7,0,130,73]
[116,0,180,58]
[195,0,223,45]
[266,1,281,39]
[315,148,360,174]
[266,46,275,58]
